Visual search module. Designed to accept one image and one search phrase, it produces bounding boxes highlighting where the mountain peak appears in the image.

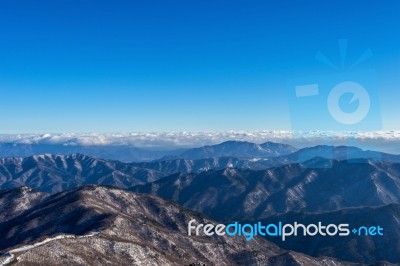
[0,185,354,265]
[179,141,297,160]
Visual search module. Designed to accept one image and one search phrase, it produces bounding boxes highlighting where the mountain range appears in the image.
[2,141,399,194]
[0,186,357,266]
[0,143,183,162]
[0,154,166,193]
[264,204,400,264]
[167,141,297,160]
[0,141,399,264]
[133,158,400,220]
[132,158,400,264]
[0,141,297,163]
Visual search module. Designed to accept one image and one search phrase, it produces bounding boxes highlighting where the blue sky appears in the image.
[0,0,399,133]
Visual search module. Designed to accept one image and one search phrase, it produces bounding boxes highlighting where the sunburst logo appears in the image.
[315,39,372,70]
[288,39,381,131]
[287,39,382,167]
[316,39,373,125]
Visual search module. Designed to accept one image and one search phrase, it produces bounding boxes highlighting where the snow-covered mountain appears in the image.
[0,141,296,162]
[133,158,400,220]
[0,154,166,193]
[0,142,184,162]
[132,159,400,264]
[265,204,400,264]
[0,142,399,264]
[172,141,297,160]
[135,145,400,175]
[1,144,399,193]
[0,186,47,222]
[0,140,298,162]
[0,186,353,266]
[0,152,288,193]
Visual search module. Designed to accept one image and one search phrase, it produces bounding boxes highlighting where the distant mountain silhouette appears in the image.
[174,141,297,160]
[0,142,185,162]
[0,141,297,162]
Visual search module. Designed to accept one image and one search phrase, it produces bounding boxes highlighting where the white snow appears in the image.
[0,253,14,266]
[0,232,100,266]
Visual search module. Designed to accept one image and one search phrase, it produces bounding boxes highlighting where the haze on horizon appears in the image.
[1,131,400,154]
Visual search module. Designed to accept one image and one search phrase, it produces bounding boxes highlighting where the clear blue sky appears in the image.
[0,0,399,133]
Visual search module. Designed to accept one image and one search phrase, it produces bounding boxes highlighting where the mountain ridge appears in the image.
[132,158,400,221]
[0,185,357,266]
